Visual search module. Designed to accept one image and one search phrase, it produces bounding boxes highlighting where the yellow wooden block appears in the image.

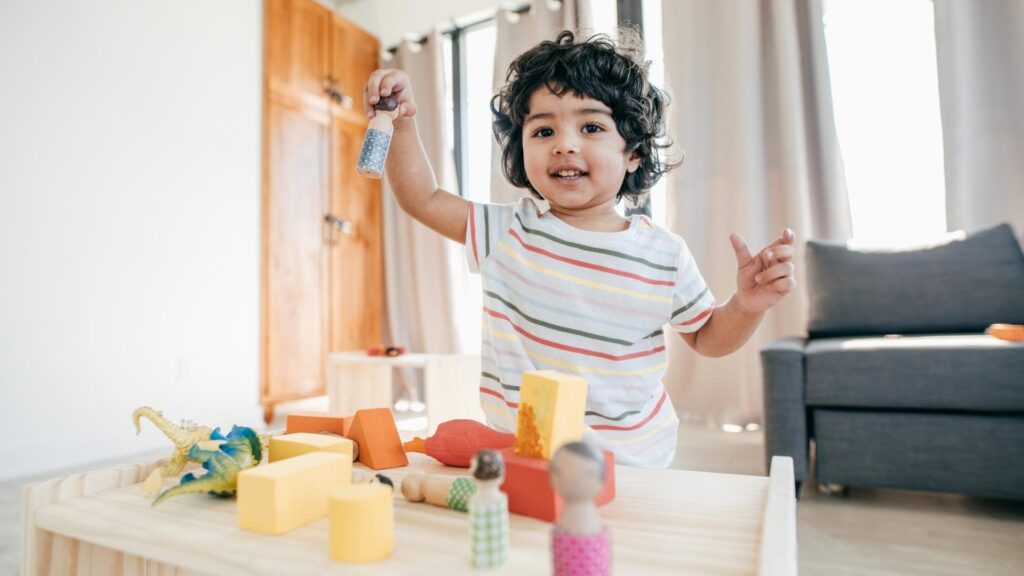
[237,452,351,535]
[515,370,588,459]
[329,484,393,563]
[269,432,355,463]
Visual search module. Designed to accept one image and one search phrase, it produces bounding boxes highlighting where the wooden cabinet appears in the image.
[328,15,380,110]
[328,110,383,354]
[262,0,382,422]
[263,97,329,405]
[266,0,331,108]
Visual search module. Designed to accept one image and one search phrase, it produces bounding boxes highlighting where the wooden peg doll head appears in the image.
[470,449,505,483]
[550,441,605,504]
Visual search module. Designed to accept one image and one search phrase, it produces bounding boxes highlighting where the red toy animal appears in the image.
[403,419,515,467]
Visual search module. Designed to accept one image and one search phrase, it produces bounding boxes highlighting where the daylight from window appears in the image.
[824,0,947,246]
[642,0,666,227]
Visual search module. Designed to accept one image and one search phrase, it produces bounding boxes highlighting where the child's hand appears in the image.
[363,69,418,125]
[730,228,796,313]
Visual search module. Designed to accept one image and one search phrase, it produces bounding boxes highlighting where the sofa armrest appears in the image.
[761,337,809,483]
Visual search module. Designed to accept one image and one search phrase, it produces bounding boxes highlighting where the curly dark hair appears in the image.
[491,29,677,205]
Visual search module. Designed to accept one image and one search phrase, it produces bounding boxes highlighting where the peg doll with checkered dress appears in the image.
[468,450,510,568]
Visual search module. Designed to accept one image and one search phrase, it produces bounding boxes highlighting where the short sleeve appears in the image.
[465,201,517,273]
[669,240,716,333]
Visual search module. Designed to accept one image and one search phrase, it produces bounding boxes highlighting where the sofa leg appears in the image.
[816,482,847,496]
[795,481,803,499]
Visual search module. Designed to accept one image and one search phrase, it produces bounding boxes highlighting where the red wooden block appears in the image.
[347,408,409,470]
[498,447,615,523]
[285,412,354,437]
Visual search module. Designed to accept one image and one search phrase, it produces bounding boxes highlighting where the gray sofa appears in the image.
[762,223,1024,500]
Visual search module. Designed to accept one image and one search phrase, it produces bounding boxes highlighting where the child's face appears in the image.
[522,88,640,216]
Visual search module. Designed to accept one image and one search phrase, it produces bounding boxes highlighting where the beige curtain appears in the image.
[490,0,594,204]
[934,0,1024,233]
[381,30,460,398]
[661,0,851,424]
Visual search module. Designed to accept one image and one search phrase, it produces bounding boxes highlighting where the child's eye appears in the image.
[582,123,604,134]
[532,127,554,138]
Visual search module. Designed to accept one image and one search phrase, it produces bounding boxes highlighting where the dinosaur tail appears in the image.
[151,473,232,506]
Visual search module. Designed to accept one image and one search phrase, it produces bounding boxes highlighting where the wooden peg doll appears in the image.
[468,450,510,568]
[356,95,399,178]
[550,441,611,576]
[400,471,476,512]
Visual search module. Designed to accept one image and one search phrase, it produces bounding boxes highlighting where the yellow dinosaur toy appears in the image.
[132,407,214,496]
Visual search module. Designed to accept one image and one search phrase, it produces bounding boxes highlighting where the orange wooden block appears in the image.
[286,412,355,437]
[987,323,1024,342]
[498,447,615,523]
[347,408,409,470]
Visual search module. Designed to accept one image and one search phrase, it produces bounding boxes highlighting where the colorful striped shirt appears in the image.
[465,197,716,468]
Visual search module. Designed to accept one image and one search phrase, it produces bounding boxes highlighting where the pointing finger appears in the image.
[730,233,753,268]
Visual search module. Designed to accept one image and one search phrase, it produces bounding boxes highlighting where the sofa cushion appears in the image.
[805,334,1024,412]
[806,223,1024,337]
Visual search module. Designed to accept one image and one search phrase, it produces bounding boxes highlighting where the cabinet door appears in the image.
[327,113,383,352]
[266,0,329,100]
[328,16,380,111]
[264,98,329,404]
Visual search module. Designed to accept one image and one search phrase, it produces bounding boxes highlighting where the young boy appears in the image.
[362,31,795,467]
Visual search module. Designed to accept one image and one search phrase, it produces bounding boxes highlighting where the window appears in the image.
[443,3,622,353]
[641,0,666,227]
[824,0,947,246]
[460,22,498,203]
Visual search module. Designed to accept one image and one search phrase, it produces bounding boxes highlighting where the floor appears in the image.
[3,399,1023,575]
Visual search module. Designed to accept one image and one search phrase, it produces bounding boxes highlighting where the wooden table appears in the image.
[22,454,797,576]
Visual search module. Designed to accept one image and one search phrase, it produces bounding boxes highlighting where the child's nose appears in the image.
[552,132,580,154]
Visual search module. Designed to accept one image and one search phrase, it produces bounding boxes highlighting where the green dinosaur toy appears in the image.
[152,425,263,506]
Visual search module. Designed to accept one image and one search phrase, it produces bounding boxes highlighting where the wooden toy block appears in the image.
[514,371,588,459]
[269,432,355,463]
[329,484,393,563]
[286,412,355,436]
[499,447,615,523]
[347,407,408,470]
[237,452,350,535]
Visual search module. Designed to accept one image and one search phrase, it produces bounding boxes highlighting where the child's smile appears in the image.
[522,88,640,231]
[549,160,588,184]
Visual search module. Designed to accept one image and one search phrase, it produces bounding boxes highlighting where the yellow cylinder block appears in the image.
[329,483,394,563]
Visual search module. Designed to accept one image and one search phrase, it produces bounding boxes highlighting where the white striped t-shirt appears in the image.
[465,197,715,468]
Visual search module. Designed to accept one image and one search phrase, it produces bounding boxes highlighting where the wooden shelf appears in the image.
[23,454,797,575]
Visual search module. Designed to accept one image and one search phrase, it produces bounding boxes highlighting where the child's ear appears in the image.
[626,152,641,174]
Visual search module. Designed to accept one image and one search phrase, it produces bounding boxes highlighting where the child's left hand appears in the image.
[730,228,797,313]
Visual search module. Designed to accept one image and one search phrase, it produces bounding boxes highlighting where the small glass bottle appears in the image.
[356,95,399,179]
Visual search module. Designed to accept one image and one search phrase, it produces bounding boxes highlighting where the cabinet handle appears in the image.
[323,77,353,108]
[325,214,354,236]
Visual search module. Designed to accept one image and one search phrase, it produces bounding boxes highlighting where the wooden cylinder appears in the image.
[329,484,393,563]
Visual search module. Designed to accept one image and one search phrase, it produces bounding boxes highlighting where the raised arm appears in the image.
[364,69,469,244]
[680,229,796,357]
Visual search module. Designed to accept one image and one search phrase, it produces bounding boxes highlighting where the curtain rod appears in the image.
[384,2,531,54]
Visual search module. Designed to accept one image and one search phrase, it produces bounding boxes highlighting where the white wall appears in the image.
[0,0,263,481]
